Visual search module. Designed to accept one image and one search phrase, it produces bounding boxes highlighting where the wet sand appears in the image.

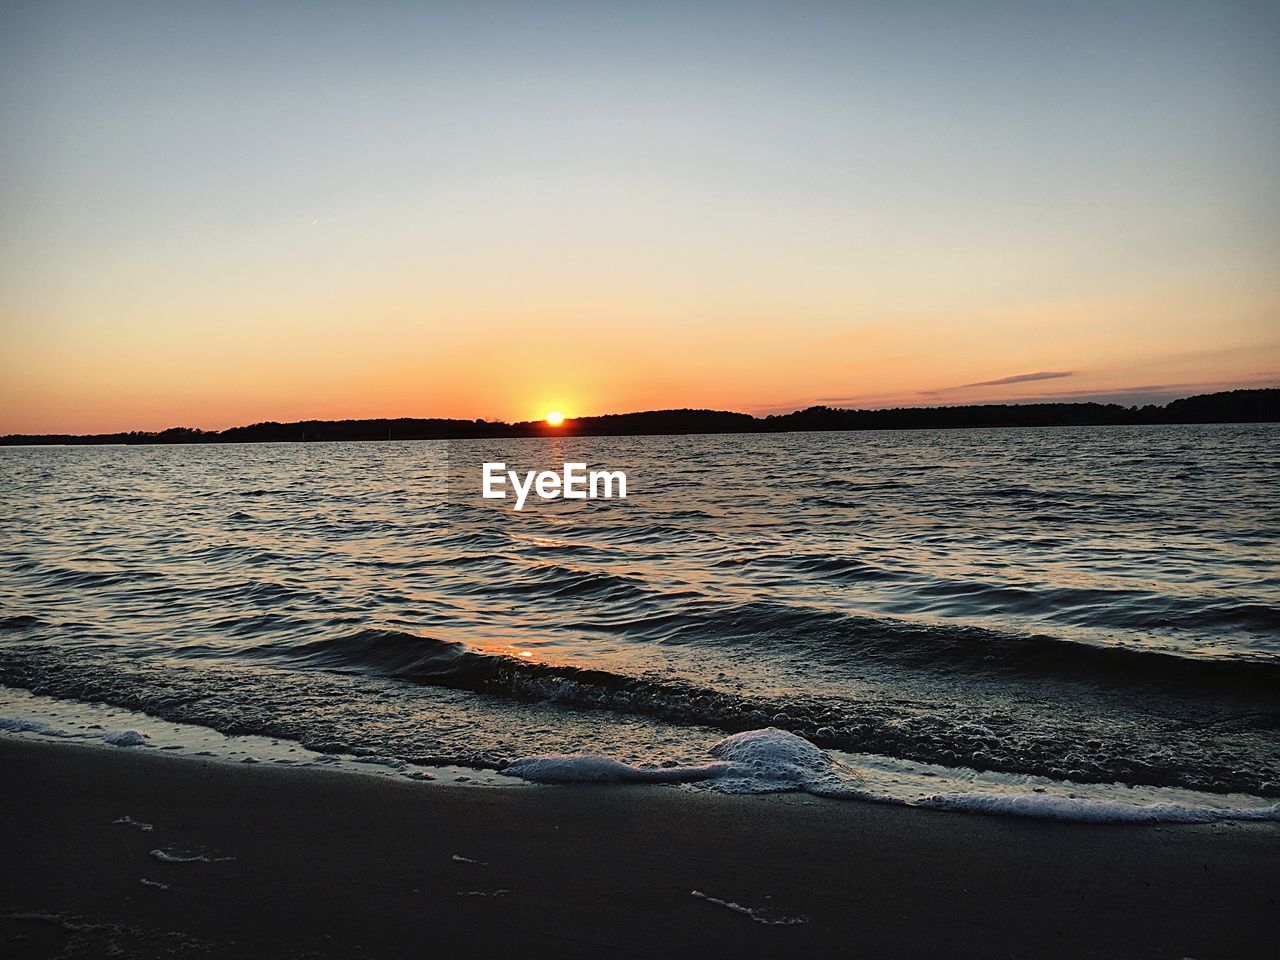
[2,736,1277,959]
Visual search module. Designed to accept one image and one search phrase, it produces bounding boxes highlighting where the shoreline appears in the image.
[4,735,1278,958]
[5,683,1277,824]
[3,388,1276,446]
[3,418,1275,449]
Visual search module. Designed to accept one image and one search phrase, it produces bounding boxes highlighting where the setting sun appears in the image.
[545,411,565,426]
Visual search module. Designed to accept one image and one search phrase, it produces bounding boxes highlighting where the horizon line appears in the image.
[3,387,1277,442]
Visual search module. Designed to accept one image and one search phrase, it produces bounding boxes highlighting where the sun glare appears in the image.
[545,411,565,426]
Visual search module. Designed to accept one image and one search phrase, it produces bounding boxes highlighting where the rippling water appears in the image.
[1,425,1278,799]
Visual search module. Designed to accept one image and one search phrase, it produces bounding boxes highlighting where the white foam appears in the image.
[0,716,67,736]
[708,727,851,795]
[0,714,147,748]
[113,816,155,832]
[103,729,149,747]
[690,890,809,926]
[352,755,407,769]
[920,792,1280,823]
[501,753,728,784]
[0,687,511,788]
[5,719,152,748]
[149,847,234,864]
[502,728,860,796]
[502,727,1280,823]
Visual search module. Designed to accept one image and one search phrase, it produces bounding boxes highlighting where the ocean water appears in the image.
[1,425,1278,813]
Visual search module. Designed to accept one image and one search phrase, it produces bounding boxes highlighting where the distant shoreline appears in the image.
[2,388,1276,446]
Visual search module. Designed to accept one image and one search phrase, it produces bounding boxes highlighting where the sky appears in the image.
[1,0,1278,432]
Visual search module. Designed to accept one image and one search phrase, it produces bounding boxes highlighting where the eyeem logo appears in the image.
[482,462,628,510]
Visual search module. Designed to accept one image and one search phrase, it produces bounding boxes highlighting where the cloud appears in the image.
[983,374,1280,407]
[751,372,1279,417]
[958,370,1075,388]
[915,370,1075,398]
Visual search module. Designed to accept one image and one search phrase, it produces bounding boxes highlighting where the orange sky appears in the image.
[4,273,1276,433]
[2,3,1277,434]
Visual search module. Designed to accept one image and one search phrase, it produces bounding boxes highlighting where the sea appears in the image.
[2,424,1278,822]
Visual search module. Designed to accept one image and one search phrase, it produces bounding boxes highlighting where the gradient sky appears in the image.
[2,0,1278,432]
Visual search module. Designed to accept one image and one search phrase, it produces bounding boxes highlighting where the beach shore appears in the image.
[2,736,1277,959]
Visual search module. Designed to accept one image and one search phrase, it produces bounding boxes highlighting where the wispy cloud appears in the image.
[982,375,1280,407]
[749,373,1280,416]
[914,370,1075,398]
[958,370,1075,389]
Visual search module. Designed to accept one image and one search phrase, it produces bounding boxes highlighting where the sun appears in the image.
[544,411,565,426]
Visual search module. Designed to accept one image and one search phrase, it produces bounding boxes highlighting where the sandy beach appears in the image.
[3,736,1277,959]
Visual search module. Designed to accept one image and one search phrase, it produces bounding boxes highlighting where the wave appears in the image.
[0,615,45,631]
[706,549,1280,638]
[564,598,1280,693]
[239,627,1280,795]
[273,619,1279,712]
[275,629,670,701]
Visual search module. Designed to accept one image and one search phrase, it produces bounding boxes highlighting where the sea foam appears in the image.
[504,727,1280,822]
[502,753,728,784]
[919,792,1280,823]
[503,727,862,796]
[1,714,153,748]
[103,729,149,747]
[0,716,61,735]
[708,727,861,795]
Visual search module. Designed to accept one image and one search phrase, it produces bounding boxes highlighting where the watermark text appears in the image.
[482,462,627,510]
